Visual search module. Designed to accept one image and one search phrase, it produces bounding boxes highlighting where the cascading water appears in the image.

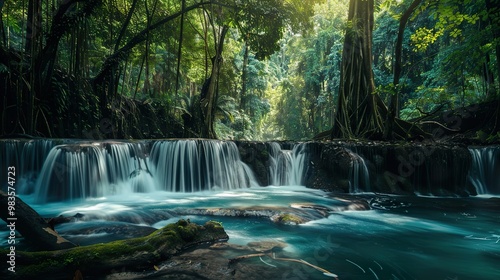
[34,142,155,202]
[268,142,307,186]
[150,140,258,192]
[468,147,500,194]
[1,140,500,279]
[346,149,370,193]
[35,144,109,202]
[104,141,153,193]
[0,139,62,194]
[29,139,257,202]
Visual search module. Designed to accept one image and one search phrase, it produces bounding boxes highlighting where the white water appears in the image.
[1,140,500,279]
[5,140,498,199]
[268,142,308,186]
[346,149,370,193]
[26,140,259,202]
[34,142,155,202]
[1,139,60,194]
[2,187,499,279]
[468,147,500,194]
[150,140,258,192]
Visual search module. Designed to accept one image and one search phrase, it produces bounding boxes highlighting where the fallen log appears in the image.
[0,190,76,251]
[1,220,228,279]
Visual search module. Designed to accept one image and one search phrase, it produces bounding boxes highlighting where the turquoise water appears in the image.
[2,186,499,279]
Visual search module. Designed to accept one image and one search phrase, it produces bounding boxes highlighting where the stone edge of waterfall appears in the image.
[1,139,499,199]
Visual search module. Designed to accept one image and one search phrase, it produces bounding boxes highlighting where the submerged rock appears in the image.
[246,240,287,252]
[270,213,306,225]
[173,200,369,226]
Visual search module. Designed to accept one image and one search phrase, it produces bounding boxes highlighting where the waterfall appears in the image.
[468,147,500,194]
[34,142,154,202]
[31,140,257,202]
[346,149,370,193]
[0,139,60,194]
[149,140,257,192]
[268,143,307,186]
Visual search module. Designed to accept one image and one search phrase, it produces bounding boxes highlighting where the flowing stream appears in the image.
[1,139,499,279]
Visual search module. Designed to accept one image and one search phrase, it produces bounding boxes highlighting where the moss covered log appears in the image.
[1,220,228,279]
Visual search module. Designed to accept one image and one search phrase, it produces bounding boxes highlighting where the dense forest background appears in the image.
[1,0,499,141]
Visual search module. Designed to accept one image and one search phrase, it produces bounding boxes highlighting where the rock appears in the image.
[106,242,294,280]
[304,141,476,196]
[2,220,228,279]
[235,141,270,186]
[246,240,287,252]
[270,213,306,225]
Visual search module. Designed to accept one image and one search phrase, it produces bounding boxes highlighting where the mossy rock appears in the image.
[0,220,228,279]
[271,213,306,225]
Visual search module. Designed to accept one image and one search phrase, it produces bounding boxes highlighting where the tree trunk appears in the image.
[0,0,5,47]
[485,0,500,90]
[483,53,495,98]
[200,25,229,139]
[240,42,249,112]
[25,0,42,135]
[331,0,384,139]
[114,0,138,52]
[92,1,207,100]
[175,0,186,98]
[0,190,76,251]
[384,0,423,139]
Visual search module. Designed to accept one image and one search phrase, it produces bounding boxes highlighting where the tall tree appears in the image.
[331,0,385,139]
[384,0,423,139]
[200,19,229,139]
[485,0,500,89]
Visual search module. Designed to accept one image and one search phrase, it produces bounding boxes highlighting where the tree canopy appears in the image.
[1,0,498,141]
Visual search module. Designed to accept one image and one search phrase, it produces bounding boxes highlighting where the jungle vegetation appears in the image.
[0,0,499,141]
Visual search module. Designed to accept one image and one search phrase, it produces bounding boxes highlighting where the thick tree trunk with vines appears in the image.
[25,0,42,135]
[331,0,384,139]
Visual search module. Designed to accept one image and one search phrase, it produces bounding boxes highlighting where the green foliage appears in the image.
[476,130,500,143]
[257,0,346,140]
[1,0,498,139]
[410,1,482,53]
